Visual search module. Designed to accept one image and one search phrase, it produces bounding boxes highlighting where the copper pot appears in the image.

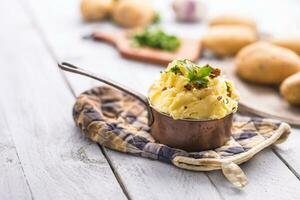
[151,109,233,151]
[59,62,233,152]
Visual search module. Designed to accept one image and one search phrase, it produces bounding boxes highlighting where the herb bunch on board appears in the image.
[132,27,181,52]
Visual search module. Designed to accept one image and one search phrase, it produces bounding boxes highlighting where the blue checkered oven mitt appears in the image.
[73,86,290,188]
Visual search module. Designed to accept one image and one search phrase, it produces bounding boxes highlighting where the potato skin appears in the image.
[112,0,154,27]
[280,72,300,105]
[202,25,256,57]
[235,42,300,84]
[209,15,257,31]
[271,38,300,55]
[81,0,113,21]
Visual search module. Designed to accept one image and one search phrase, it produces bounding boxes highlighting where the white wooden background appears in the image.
[1,0,300,199]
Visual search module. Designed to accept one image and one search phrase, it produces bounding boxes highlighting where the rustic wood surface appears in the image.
[1,0,300,199]
[0,0,127,199]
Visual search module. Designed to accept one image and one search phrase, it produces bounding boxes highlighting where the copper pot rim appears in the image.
[149,103,236,122]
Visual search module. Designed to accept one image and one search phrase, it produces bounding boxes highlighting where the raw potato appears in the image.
[236,42,300,84]
[81,0,113,21]
[271,38,300,55]
[202,25,256,57]
[209,14,257,31]
[280,72,300,105]
[112,0,155,27]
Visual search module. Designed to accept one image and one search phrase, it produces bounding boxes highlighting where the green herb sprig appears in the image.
[169,59,220,89]
[170,65,182,75]
[132,27,181,52]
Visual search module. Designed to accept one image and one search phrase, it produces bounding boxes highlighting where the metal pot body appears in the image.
[150,108,233,152]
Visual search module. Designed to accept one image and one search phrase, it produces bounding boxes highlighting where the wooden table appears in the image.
[1,0,300,199]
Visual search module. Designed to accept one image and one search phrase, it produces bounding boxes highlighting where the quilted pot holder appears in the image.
[73,86,291,188]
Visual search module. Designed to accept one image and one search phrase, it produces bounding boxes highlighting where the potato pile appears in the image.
[280,72,300,106]
[235,42,300,84]
[202,15,257,57]
[202,25,256,57]
[234,41,300,106]
[203,14,300,105]
[80,0,155,27]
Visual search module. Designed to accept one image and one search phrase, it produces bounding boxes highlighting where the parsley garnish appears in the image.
[131,27,181,52]
[168,60,219,89]
[186,63,213,88]
[170,65,182,75]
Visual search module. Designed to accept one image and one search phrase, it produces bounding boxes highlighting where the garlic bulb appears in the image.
[172,0,206,22]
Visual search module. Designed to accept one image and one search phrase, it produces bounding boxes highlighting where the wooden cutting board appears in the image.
[200,59,300,127]
[90,31,202,65]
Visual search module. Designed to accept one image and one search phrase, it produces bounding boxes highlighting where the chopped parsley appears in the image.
[186,64,213,88]
[223,98,229,104]
[168,59,220,89]
[131,27,181,52]
[170,65,182,75]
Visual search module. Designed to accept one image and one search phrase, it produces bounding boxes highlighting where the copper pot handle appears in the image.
[58,62,154,126]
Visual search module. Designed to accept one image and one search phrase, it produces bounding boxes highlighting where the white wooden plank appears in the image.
[208,149,300,200]
[273,128,300,178]
[0,1,36,199]
[105,150,223,200]
[19,0,300,199]
[0,116,32,200]
[0,0,126,199]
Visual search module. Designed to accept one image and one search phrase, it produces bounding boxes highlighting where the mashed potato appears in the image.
[148,59,239,120]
